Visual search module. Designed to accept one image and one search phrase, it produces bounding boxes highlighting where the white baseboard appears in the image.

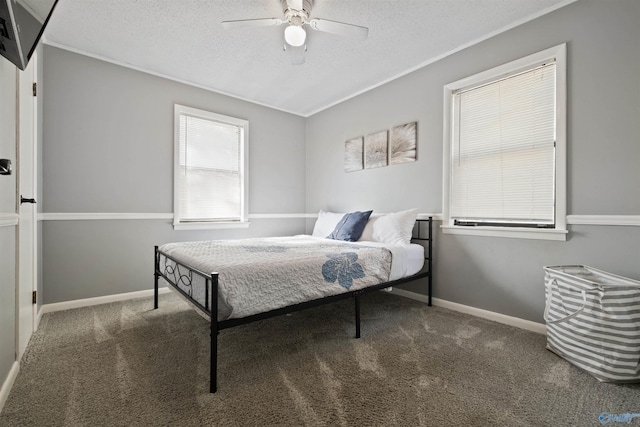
[389,288,546,335]
[35,304,44,332]
[40,287,171,314]
[37,285,545,333]
[0,362,19,414]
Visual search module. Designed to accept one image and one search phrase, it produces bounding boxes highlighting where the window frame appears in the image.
[173,104,249,230]
[442,44,567,241]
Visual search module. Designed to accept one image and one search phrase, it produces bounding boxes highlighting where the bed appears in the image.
[153,210,432,393]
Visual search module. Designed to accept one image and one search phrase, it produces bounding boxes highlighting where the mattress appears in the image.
[339,240,425,280]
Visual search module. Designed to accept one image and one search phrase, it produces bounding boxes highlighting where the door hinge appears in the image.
[32,82,37,97]
[32,290,37,304]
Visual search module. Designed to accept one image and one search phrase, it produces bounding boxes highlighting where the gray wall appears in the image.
[41,46,307,304]
[305,0,640,322]
[37,0,640,320]
[0,55,17,394]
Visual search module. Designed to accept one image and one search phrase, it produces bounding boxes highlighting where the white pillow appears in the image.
[312,210,345,237]
[359,209,419,245]
[358,215,379,242]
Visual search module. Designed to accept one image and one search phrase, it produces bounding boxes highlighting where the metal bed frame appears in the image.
[153,216,432,393]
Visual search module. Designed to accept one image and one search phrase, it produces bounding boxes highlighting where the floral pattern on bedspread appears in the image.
[322,252,365,289]
[159,236,391,321]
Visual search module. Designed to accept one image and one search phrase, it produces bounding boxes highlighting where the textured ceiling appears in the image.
[42,0,575,117]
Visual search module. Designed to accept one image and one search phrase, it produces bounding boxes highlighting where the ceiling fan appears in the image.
[221,0,369,65]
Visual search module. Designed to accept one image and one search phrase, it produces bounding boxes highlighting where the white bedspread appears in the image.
[159,236,404,321]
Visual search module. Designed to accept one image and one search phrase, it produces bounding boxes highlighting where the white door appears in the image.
[17,52,38,358]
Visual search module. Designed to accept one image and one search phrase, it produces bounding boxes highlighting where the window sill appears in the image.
[173,221,250,231]
[441,225,567,241]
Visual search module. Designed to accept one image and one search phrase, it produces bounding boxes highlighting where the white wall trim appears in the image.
[0,213,18,227]
[35,213,639,227]
[39,212,174,221]
[416,213,443,221]
[0,361,19,414]
[441,225,568,241]
[249,213,316,219]
[35,304,44,332]
[566,215,640,227]
[173,221,252,231]
[40,288,171,314]
[34,309,42,331]
[36,284,547,334]
[389,288,546,335]
[38,212,314,221]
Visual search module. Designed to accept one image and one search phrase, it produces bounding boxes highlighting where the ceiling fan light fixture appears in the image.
[284,25,306,47]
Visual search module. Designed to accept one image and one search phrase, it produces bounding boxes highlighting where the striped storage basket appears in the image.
[543,265,640,383]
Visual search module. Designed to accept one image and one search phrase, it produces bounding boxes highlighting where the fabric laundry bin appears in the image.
[543,265,640,383]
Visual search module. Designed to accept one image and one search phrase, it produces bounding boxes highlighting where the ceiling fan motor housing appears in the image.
[281,0,313,26]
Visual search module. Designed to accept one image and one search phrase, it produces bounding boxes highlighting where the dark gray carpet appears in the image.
[1,291,638,426]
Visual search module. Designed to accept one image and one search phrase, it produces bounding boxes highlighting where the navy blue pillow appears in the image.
[327,210,373,242]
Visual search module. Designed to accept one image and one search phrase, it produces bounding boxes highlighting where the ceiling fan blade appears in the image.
[308,18,368,40]
[221,18,284,29]
[289,44,306,65]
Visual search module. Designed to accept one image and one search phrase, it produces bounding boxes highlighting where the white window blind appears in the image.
[175,108,245,223]
[450,62,556,226]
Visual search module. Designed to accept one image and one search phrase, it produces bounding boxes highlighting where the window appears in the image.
[173,105,248,230]
[442,44,567,240]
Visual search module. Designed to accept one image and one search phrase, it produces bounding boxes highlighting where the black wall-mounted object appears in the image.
[20,195,36,204]
[0,0,58,70]
[0,158,11,175]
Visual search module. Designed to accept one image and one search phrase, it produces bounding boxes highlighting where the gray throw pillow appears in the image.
[327,210,373,242]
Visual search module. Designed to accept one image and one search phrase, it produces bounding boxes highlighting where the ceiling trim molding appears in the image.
[37,212,313,221]
[41,39,305,118]
[42,0,577,118]
[302,0,579,116]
